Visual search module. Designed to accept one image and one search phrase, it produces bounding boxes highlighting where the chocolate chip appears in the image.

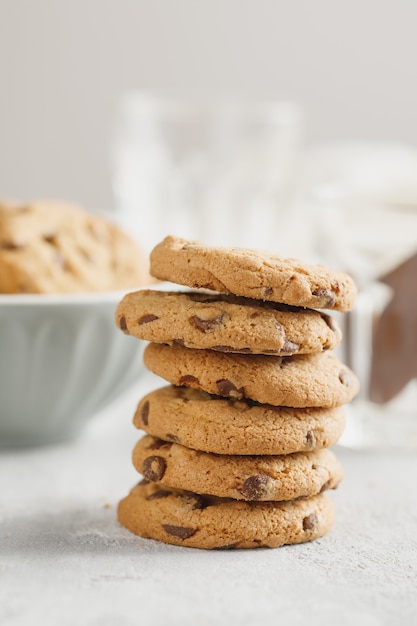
[140,400,149,425]
[146,489,171,500]
[165,433,180,444]
[303,513,318,530]
[142,456,167,482]
[339,369,352,387]
[162,524,196,539]
[312,289,336,308]
[262,287,273,298]
[321,313,337,332]
[119,315,129,333]
[319,480,332,493]
[0,241,24,250]
[241,474,271,500]
[43,234,56,245]
[216,379,244,398]
[190,495,210,510]
[173,338,185,346]
[138,314,159,324]
[179,375,200,387]
[147,439,172,451]
[191,313,224,332]
[305,430,316,448]
[280,340,300,354]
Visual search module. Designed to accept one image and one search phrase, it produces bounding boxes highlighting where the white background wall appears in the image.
[1,0,416,209]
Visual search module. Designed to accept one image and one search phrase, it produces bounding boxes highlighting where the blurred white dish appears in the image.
[0,288,146,446]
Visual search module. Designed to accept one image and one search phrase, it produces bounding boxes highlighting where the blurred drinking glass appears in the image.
[303,143,417,449]
[110,91,303,255]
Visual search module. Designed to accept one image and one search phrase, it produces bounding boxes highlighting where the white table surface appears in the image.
[1,372,417,626]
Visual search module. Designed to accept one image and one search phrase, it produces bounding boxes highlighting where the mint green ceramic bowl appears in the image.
[0,290,145,446]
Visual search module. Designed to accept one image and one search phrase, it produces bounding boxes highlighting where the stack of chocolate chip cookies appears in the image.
[116,235,359,550]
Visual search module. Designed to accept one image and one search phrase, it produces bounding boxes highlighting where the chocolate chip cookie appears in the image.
[116,289,342,355]
[133,435,343,501]
[150,235,357,311]
[118,481,335,549]
[134,385,346,455]
[0,200,148,293]
[143,342,360,408]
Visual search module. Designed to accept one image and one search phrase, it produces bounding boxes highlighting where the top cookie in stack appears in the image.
[116,235,359,550]
[148,235,357,311]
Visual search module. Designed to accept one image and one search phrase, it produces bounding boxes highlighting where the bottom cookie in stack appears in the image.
[118,480,336,550]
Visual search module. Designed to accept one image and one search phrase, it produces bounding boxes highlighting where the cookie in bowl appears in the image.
[0,200,149,293]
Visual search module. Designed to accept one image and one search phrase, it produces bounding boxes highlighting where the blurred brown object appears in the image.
[370,251,417,403]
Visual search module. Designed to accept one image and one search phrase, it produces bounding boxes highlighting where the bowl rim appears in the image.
[0,288,139,306]
[0,282,170,306]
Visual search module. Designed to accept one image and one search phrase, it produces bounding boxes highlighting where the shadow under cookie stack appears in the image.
[116,235,359,550]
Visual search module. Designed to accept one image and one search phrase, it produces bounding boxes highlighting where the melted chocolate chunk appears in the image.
[146,489,171,500]
[162,524,197,539]
[142,456,167,482]
[339,369,352,387]
[190,494,210,510]
[216,379,244,398]
[1,240,24,250]
[241,474,271,500]
[319,480,332,493]
[140,400,150,425]
[280,340,300,354]
[119,315,129,333]
[138,314,159,324]
[43,234,57,245]
[305,430,316,448]
[179,375,200,387]
[147,439,172,451]
[312,289,336,308]
[321,313,337,332]
[191,313,224,332]
[302,513,318,531]
[165,433,180,444]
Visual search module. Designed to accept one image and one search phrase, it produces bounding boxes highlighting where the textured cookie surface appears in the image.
[143,342,360,408]
[0,200,148,293]
[150,235,357,311]
[133,435,343,501]
[118,481,335,549]
[116,289,342,355]
[135,386,346,455]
